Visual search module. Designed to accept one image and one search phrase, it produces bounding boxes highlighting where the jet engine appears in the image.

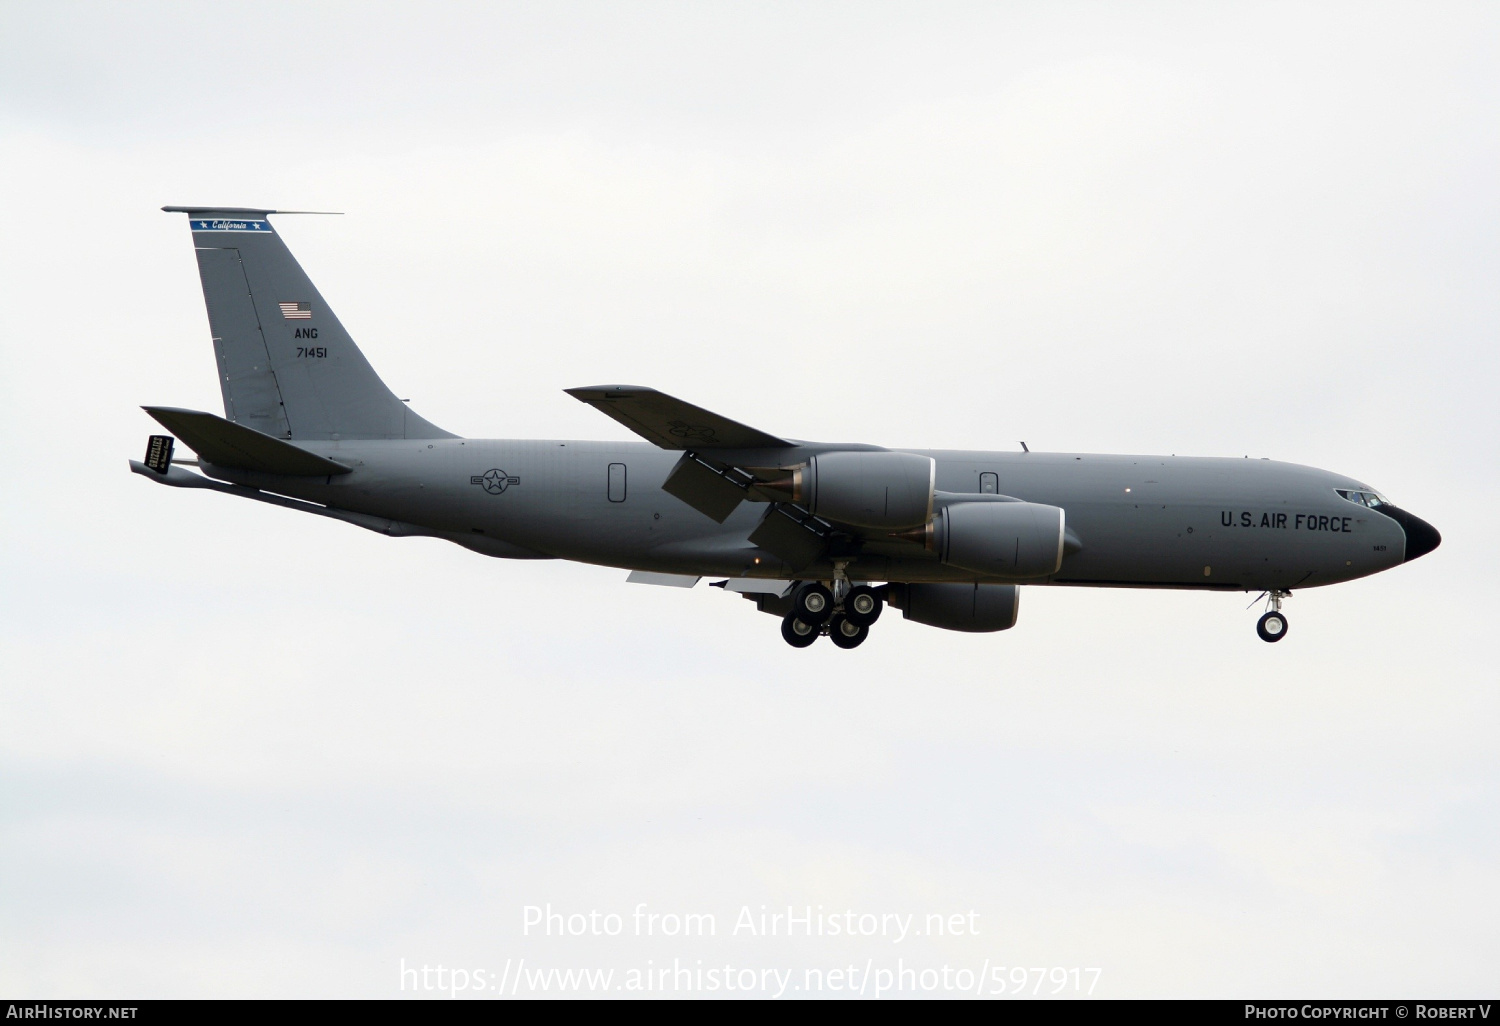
[891,582,1020,633]
[790,451,935,530]
[928,500,1066,578]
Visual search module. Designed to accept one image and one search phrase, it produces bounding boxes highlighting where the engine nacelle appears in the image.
[793,451,935,530]
[930,500,1066,578]
[892,582,1020,633]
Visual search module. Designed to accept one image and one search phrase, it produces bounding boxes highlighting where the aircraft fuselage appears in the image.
[209,438,1413,593]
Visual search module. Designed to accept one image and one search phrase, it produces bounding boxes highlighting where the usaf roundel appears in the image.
[470,468,520,494]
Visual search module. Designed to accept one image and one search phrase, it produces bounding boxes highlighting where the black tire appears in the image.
[1257,611,1289,643]
[793,583,834,625]
[844,585,882,627]
[827,613,868,649]
[781,613,819,648]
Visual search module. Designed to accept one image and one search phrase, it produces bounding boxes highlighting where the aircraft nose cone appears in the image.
[1401,512,1442,562]
[1381,505,1441,562]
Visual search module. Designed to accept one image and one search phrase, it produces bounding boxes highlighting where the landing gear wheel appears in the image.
[1257,611,1289,643]
[792,583,834,625]
[827,613,868,650]
[781,613,819,648]
[844,585,882,627]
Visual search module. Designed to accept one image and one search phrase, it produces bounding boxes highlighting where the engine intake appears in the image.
[791,451,935,530]
[929,500,1066,578]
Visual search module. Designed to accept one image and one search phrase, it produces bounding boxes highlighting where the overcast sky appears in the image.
[1,1,1496,998]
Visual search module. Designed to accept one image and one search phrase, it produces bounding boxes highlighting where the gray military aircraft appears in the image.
[133,207,1440,647]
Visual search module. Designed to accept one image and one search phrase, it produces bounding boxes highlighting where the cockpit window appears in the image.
[1336,488,1388,508]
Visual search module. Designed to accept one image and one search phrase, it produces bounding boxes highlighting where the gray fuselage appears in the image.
[207,439,1413,593]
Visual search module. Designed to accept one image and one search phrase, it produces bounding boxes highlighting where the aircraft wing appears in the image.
[565,385,793,450]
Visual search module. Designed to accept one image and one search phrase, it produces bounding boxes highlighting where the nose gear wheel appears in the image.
[1254,590,1290,643]
[1257,611,1288,642]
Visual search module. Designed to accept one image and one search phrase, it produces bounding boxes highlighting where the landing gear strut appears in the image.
[1256,590,1290,643]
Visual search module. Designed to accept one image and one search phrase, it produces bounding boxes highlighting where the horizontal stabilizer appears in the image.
[566,385,792,450]
[142,407,350,476]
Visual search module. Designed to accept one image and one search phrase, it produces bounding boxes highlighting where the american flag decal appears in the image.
[279,301,312,320]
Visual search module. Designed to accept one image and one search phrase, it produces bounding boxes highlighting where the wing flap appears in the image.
[660,453,749,522]
[626,571,701,588]
[142,406,351,476]
[746,504,827,571]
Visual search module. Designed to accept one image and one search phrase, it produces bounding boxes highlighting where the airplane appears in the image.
[132,207,1441,648]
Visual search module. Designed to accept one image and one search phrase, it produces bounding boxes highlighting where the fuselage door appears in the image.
[980,472,998,494]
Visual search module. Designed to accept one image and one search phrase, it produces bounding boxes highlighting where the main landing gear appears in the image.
[781,613,819,648]
[781,575,883,649]
[1255,590,1290,643]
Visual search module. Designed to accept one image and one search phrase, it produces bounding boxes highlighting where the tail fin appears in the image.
[163,206,452,440]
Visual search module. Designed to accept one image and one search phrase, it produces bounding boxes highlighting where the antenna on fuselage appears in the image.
[1019,441,1029,453]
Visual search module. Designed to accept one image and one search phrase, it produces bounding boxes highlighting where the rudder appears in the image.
[164,206,451,440]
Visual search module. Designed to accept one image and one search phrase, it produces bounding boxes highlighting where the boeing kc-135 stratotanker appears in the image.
[133,207,1440,647]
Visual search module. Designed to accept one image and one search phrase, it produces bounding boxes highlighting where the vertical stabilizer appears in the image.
[163,207,452,440]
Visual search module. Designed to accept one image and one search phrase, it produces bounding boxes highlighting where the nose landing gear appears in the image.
[1255,590,1290,643]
